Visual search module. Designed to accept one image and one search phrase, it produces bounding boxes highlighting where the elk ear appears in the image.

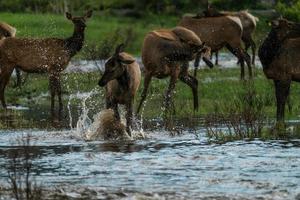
[115,44,125,55]
[66,12,73,20]
[120,58,135,65]
[119,53,135,65]
[85,10,93,19]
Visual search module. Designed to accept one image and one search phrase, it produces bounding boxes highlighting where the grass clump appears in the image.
[204,81,268,142]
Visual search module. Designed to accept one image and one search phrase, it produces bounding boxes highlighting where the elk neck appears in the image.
[116,66,130,90]
[259,29,281,68]
[64,25,85,57]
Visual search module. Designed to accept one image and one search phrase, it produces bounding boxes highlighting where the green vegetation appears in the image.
[276,0,300,21]
[2,68,300,129]
[0,12,179,57]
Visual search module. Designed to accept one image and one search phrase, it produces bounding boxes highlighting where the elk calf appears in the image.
[98,44,141,136]
[259,18,300,122]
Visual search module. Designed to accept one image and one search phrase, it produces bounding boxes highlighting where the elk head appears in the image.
[271,18,300,41]
[98,44,135,87]
[66,10,93,31]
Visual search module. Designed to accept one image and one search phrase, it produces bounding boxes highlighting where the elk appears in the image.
[98,44,141,136]
[178,15,252,79]
[0,11,92,117]
[137,26,211,114]
[203,5,259,65]
[259,18,300,122]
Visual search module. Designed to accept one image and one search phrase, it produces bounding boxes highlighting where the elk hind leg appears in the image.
[137,73,152,113]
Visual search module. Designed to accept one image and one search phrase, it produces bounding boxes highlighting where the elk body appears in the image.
[137,26,211,114]
[178,15,252,79]
[0,11,92,117]
[204,7,259,65]
[259,19,300,121]
[98,44,141,136]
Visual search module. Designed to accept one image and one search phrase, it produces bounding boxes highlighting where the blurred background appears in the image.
[0,0,298,58]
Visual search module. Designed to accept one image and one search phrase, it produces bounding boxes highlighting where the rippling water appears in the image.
[0,129,299,199]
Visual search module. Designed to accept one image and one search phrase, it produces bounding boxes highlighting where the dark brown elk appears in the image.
[203,5,259,65]
[0,11,92,117]
[178,15,252,79]
[137,26,211,114]
[259,18,300,121]
[98,44,141,136]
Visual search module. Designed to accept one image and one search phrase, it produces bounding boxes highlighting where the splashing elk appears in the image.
[0,11,92,118]
[98,44,141,136]
[259,18,300,121]
[178,14,252,79]
[137,26,211,114]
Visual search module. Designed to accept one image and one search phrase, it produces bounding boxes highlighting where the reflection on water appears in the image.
[0,130,299,199]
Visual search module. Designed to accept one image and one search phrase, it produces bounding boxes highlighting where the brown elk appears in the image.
[203,5,259,65]
[259,18,300,121]
[178,15,252,79]
[98,44,141,136]
[137,26,211,114]
[0,11,92,117]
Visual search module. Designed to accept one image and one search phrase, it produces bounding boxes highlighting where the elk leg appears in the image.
[194,53,201,78]
[137,73,152,113]
[226,44,251,80]
[215,51,219,66]
[126,102,133,137]
[0,67,14,108]
[250,38,256,65]
[106,99,120,121]
[274,80,291,122]
[16,68,22,88]
[56,75,63,117]
[180,74,199,111]
[165,66,180,111]
[49,74,57,117]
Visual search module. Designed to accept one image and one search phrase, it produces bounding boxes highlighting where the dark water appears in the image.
[0,129,299,199]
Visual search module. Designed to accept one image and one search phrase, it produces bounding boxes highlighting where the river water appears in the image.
[0,128,299,199]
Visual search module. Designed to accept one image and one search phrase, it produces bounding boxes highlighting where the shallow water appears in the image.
[0,129,299,200]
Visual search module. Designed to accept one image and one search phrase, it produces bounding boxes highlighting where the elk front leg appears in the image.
[137,72,152,113]
[49,74,56,117]
[126,102,133,137]
[180,74,199,111]
[193,52,201,78]
[180,62,199,111]
[215,51,219,65]
[274,80,291,122]
[55,74,63,118]
[0,66,14,108]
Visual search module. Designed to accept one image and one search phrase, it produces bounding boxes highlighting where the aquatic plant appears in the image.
[4,134,43,200]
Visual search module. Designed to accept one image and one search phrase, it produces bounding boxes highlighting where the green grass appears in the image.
[4,68,300,121]
[0,12,179,56]
[0,11,269,57]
